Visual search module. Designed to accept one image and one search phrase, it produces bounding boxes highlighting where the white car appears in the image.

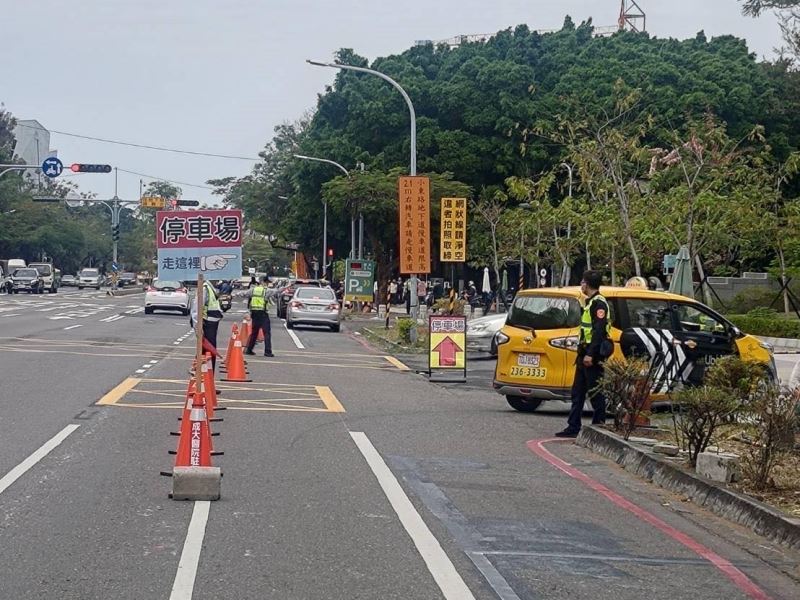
[466,312,508,356]
[78,268,102,290]
[145,280,190,315]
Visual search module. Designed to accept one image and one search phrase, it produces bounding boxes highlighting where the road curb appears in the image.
[576,425,800,551]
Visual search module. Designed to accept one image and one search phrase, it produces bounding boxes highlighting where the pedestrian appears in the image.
[556,270,613,438]
[417,277,426,308]
[388,279,398,306]
[245,275,280,357]
[190,279,225,373]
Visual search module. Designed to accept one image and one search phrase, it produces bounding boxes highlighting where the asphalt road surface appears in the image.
[0,291,798,599]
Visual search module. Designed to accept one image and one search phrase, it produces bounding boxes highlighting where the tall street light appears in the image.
[306,60,417,176]
[292,154,351,279]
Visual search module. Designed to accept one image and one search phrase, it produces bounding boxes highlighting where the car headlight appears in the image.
[468,324,488,333]
[759,341,774,353]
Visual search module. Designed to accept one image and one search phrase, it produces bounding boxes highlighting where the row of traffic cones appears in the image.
[162,353,223,499]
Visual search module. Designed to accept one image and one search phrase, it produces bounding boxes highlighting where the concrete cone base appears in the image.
[171,466,222,500]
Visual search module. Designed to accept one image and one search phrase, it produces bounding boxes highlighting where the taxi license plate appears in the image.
[509,366,547,379]
[517,353,541,367]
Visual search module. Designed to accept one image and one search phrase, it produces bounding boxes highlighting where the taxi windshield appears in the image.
[507,295,582,330]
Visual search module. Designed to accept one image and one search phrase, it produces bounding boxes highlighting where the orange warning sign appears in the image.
[398,176,431,274]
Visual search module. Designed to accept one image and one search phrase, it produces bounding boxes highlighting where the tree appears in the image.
[741,1,800,60]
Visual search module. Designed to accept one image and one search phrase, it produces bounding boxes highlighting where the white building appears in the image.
[11,120,58,184]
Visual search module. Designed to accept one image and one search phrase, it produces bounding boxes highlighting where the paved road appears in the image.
[0,292,798,599]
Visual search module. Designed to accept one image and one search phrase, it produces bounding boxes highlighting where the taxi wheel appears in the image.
[506,395,543,413]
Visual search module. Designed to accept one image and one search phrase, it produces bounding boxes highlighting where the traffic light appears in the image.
[70,163,112,174]
[112,224,120,242]
[327,248,334,258]
[175,199,199,206]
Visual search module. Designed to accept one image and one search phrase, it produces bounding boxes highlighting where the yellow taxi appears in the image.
[493,286,775,412]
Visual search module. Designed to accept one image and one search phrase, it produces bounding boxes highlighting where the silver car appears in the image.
[286,286,341,332]
[145,279,190,315]
[466,312,507,356]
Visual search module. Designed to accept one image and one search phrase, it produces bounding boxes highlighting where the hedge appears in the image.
[727,315,800,339]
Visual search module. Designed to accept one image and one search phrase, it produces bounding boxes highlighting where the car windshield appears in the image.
[80,270,99,277]
[154,280,181,290]
[14,269,38,277]
[507,295,582,330]
[122,272,135,279]
[296,288,335,300]
[32,265,52,276]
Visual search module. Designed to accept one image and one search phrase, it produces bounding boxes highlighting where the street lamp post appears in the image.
[307,58,420,323]
[292,154,354,280]
[306,60,416,176]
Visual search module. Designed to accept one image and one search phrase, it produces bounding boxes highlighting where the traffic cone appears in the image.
[202,353,219,417]
[222,339,252,382]
[241,316,252,341]
[173,388,214,467]
[221,324,239,373]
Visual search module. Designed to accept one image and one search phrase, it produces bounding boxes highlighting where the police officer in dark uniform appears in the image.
[556,270,612,438]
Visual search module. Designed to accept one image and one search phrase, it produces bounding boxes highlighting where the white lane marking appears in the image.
[100,314,126,323]
[0,314,22,318]
[135,369,146,374]
[63,324,83,330]
[349,432,475,600]
[142,364,152,369]
[0,425,80,496]
[173,342,181,346]
[149,360,159,364]
[169,501,211,600]
[284,324,305,349]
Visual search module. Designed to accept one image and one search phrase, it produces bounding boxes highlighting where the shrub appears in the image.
[433,297,465,315]
[739,385,799,491]
[596,357,656,440]
[704,356,769,414]
[396,318,416,343]
[727,315,800,338]
[729,287,782,314]
[672,385,740,466]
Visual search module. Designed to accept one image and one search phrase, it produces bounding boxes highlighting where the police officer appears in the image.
[190,279,224,373]
[245,275,279,357]
[556,270,612,438]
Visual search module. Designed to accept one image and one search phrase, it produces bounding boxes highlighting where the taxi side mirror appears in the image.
[730,325,743,338]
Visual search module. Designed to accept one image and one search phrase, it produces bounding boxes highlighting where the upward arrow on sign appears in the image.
[432,336,463,367]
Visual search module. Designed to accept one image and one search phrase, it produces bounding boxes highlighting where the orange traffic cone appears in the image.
[202,354,219,417]
[173,388,214,467]
[221,324,239,372]
[222,339,252,382]
[241,316,252,341]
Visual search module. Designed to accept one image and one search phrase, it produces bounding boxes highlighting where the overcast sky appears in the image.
[2,0,783,205]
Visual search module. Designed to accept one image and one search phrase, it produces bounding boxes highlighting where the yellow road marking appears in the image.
[316,386,345,413]
[383,356,410,371]
[97,377,141,405]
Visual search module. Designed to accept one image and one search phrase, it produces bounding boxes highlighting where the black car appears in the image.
[10,268,44,294]
[119,272,137,287]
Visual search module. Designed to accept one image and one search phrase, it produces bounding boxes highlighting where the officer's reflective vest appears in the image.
[203,282,222,320]
[579,293,612,344]
[250,285,267,311]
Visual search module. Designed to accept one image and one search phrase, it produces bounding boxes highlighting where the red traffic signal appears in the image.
[70,163,112,173]
[327,248,334,257]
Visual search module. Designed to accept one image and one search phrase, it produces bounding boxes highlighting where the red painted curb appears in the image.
[527,438,771,600]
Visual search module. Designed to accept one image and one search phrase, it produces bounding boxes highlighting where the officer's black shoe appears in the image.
[264,352,274,357]
[555,429,579,438]
[244,350,256,356]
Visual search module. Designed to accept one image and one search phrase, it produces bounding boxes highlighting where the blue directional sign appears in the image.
[112,262,119,272]
[41,157,63,178]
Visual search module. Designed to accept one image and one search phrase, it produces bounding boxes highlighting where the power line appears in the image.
[14,121,259,161]
[116,168,215,190]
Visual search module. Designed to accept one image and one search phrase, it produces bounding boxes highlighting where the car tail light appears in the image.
[178,287,187,293]
[328,303,339,311]
[549,335,579,351]
[146,286,156,292]
[290,301,304,309]
[495,331,510,346]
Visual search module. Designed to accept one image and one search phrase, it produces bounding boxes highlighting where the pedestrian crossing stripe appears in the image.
[629,328,695,394]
